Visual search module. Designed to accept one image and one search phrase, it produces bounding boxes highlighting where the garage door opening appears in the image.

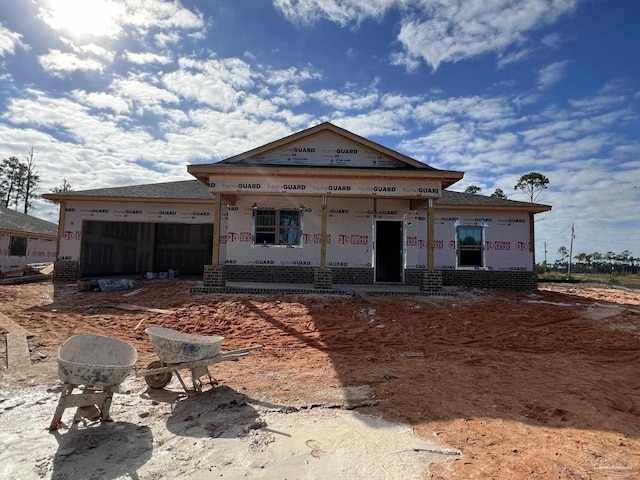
[81,221,213,277]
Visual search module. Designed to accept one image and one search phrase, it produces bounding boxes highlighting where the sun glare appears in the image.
[42,0,124,38]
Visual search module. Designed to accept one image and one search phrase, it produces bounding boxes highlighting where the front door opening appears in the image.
[375,220,403,282]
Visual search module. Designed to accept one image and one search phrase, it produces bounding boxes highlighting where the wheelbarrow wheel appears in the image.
[144,361,172,389]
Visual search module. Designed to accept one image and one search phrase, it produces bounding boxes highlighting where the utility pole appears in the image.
[544,241,548,270]
[567,224,575,277]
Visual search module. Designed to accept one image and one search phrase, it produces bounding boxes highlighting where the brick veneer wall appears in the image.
[51,260,536,291]
[404,269,424,286]
[203,264,226,287]
[53,260,80,282]
[330,268,374,285]
[313,268,333,290]
[223,265,375,285]
[224,265,315,283]
[440,270,537,291]
[224,265,537,290]
[420,270,443,293]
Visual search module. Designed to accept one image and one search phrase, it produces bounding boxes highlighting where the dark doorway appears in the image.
[81,221,213,277]
[375,220,403,282]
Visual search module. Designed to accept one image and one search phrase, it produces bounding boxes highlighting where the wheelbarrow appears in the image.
[49,334,138,430]
[136,327,262,393]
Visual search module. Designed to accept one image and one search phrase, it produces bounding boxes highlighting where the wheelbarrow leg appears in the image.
[173,370,190,393]
[100,386,114,421]
[49,384,115,430]
[49,383,75,431]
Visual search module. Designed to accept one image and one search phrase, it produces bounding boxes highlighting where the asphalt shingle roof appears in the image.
[436,190,549,209]
[46,179,214,200]
[0,206,58,236]
[46,180,549,211]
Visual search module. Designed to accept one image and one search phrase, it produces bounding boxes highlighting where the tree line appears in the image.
[1,149,72,214]
[464,172,550,202]
[551,248,638,275]
[1,148,40,213]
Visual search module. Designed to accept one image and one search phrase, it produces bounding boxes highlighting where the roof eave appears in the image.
[435,203,552,213]
[187,164,464,188]
[42,194,216,204]
[0,227,57,238]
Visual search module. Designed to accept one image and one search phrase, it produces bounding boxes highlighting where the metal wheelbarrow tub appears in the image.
[145,327,224,364]
[57,334,138,387]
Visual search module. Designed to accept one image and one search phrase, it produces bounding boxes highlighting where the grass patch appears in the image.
[538,271,640,288]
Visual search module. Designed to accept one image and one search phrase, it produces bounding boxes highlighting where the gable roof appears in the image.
[187,122,465,189]
[0,206,58,237]
[215,122,434,169]
[43,179,550,213]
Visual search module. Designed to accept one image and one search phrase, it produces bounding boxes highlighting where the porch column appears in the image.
[529,212,536,270]
[320,195,328,267]
[315,195,332,290]
[204,193,225,288]
[212,193,221,265]
[427,198,435,270]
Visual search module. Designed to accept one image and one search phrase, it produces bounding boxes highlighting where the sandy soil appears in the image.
[1,280,640,479]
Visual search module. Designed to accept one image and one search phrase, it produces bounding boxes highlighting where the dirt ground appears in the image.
[1,279,640,479]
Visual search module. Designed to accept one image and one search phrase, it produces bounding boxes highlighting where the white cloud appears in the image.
[123,0,205,35]
[413,95,517,127]
[274,85,309,106]
[78,43,115,61]
[38,50,105,76]
[398,1,579,71]
[162,57,255,111]
[541,32,562,48]
[330,109,411,137]
[568,94,626,112]
[536,60,569,89]
[273,0,394,26]
[389,50,422,72]
[110,76,180,111]
[264,66,322,85]
[0,24,28,56]
[71,90,130,114]
[124,50,173,65]
[273,1,581,70]
[497,47,534,69]
[310,88,378,110]
[154,31,182,47]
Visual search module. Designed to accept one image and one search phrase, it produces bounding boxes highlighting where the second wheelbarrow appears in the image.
[137,327,261,393]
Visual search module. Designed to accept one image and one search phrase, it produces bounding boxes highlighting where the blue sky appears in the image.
[1,0,639,262]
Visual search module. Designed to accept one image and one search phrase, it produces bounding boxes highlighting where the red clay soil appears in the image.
[2,280,640,479]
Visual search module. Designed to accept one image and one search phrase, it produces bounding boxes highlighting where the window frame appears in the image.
[456,225,485,268]
[9,235,28,257]
[253,208,303,247]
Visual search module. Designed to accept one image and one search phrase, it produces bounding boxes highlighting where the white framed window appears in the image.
[9,235,28,257]
[254,209,302,246]
[457,225,484,267]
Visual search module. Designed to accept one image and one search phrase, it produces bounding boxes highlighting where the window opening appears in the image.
[457,225,483,267]
[9,236,28,257]
[254,209,301,246]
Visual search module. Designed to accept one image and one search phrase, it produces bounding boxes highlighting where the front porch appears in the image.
[190,280,454,297]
